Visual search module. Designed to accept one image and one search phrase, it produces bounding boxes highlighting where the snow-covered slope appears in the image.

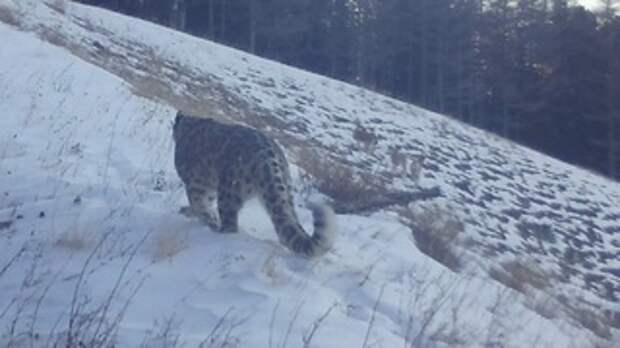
[0,0,618,346]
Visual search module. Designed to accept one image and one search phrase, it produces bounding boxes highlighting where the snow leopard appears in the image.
[173,111,336,258]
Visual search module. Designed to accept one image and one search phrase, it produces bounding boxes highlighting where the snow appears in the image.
[0,0,618,346]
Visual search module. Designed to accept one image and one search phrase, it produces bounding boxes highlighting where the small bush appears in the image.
[389,148,425,181]
[352,122,379,152]
[402,204,464,271]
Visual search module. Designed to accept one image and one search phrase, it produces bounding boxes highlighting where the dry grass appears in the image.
[567,305,612,340]
[259,252,293,287]
[522,293,560,320]
[34,21,70,48]
[489,260,617,339]
[152,231,186,262]
[3,232,148,347]
[294,147,383,212]
[54,231,90,251]
[0,4,20,27]
[488,259,552,294]
[261,253,278,279]
[47,0,67,14]
[557,295,614,340]
[401,204,464,271]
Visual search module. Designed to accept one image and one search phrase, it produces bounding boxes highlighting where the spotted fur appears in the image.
[173,111,335,257]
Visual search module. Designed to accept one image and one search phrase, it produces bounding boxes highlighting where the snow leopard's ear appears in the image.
[174,110,185,129]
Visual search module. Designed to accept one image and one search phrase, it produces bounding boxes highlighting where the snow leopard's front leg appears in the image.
[179,180,221,230]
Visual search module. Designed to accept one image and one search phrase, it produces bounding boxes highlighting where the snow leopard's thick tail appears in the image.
[269,202,336,258]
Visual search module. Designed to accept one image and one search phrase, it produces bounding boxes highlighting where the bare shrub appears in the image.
[362,286,385,348]
[198,307,244,348]
[139,315,184,348]
[398,269,471,347]
[488,260,551,294]
[402,204,464,271]
[390,148,408,173]
[0,246,26,278]
[268,300,304,348]
[53,232,148,347]
[302,302,337,348]
[389,148,408,172]
[409,155,425,181]
[1,233,146,347]
[389,148,425,181]
[353,122,379,152]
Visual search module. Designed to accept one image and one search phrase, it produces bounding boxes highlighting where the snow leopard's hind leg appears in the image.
[216,174,244,234]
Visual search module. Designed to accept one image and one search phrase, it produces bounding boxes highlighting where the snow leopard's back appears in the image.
[173,112,335,257]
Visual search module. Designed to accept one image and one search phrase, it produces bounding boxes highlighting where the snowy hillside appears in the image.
[0,0,619,346]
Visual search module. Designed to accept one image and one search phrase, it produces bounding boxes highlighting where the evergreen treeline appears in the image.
[77,0,620,180]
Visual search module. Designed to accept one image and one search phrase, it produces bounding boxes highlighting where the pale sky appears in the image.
[576,0,619,11]
[577,0,600,10]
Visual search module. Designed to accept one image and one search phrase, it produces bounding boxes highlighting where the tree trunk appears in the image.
[419,0,429,106]
[249,0,256,53]
[220,0,227,42]
[607,25,619,178]
[208,0,215,39]
[437,26,446,113]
